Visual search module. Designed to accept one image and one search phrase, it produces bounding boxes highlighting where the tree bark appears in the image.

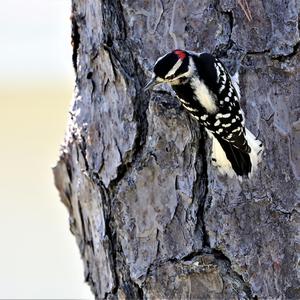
[53,0,300,299]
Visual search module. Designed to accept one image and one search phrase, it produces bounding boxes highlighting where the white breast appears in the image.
[191,77,217,113]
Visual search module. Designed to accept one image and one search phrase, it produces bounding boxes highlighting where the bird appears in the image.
[144,49,263,178]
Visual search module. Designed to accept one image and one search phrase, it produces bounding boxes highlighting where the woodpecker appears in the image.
[144,49,263,178]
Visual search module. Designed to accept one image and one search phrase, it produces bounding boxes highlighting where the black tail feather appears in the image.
[214,135,252,176]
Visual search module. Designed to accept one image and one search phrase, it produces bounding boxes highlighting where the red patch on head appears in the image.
[174,50,186,60]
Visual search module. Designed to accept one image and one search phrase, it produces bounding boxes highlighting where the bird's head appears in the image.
[144,49,195,91]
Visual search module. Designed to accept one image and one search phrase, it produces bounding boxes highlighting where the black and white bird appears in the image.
[145,49,263,178]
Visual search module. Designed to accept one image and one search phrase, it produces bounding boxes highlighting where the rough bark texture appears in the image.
[53,1,300,299]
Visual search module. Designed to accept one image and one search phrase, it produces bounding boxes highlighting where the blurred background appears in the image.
[0,0,92,298]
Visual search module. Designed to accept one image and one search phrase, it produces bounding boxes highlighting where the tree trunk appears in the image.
[53,0,300,299]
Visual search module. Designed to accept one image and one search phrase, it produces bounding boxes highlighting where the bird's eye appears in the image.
[166,74,176,80]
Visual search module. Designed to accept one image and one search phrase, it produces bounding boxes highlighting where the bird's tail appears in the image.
[208,129,264,178]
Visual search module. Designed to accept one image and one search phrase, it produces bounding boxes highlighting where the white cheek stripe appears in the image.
[165,59,183,78]
[170,59,195,84]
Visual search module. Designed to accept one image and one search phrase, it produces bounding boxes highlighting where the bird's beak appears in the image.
[144,76,159,91]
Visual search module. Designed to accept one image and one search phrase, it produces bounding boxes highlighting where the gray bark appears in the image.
[53,0,300,299]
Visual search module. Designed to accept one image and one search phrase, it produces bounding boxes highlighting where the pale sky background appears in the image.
[0,0,93,298]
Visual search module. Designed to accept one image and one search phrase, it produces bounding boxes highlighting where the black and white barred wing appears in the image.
[210,58,251,152]
[211,58,264,177]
